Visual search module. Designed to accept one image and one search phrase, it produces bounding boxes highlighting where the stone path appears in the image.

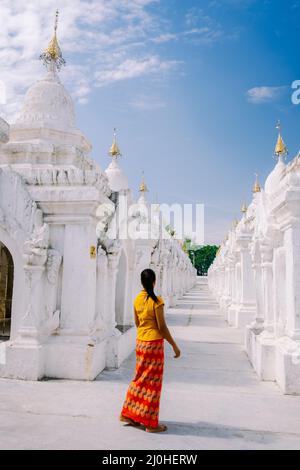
[1,278,300,450]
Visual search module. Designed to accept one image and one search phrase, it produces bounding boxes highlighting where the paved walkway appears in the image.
[1,278,300,450]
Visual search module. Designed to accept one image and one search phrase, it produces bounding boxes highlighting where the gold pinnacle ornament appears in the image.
[109,128,122,158]
[241,203,248,214]
[139,171,148,193]
[40,10,66,70]
[274,120,288,158]
[252,173,261,193]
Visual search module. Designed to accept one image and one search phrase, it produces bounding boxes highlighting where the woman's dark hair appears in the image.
[141,269,158,303]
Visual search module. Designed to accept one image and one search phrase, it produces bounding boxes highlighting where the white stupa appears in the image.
[105,129,129,192]
[10,10,90,153]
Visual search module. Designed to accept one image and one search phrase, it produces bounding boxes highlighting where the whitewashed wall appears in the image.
[208,154,300,394]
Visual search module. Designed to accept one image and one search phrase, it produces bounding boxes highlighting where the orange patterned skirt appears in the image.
[121,338,164,429]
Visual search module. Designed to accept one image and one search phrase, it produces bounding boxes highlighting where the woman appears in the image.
[120,268,181,433]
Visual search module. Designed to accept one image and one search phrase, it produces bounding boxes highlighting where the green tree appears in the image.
[189,245,219,276]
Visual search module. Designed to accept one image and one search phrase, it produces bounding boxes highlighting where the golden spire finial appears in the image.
[274,120,288,159]
[241,202,248,214]
[40,9,66,71]
[139,171,148,193]
[252,172,261,193]
[233,218,239,228]
[109,128,122,158]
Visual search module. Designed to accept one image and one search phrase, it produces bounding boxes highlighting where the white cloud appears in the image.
[129,94,166,110]
[152,33,178,44]
[94,56,178,86]
[184,7,227,44]
[183,27,223,44]
[185,8,211,27]
[246,86,286,104]
[208,0,257,8]
[0,0,173,122]
[152,27,223,45]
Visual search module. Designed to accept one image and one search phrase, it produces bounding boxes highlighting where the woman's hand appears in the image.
[173,344,181,358]
[154,305,181,358]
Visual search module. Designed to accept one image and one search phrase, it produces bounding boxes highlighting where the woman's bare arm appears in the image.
[155,304,180,358]
[134,307,140,328]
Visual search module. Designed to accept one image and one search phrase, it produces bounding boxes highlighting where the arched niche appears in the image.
[0,226,26,341]
[0,242,13,338]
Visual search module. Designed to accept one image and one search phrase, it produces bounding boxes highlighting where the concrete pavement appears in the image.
[1,278,300,450]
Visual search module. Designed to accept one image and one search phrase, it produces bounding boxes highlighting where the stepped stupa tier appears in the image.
[6,70,93,165]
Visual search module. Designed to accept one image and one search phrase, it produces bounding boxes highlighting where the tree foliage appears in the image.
[189,245,219,276]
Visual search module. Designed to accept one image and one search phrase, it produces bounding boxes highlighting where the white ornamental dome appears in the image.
[15,68,76,132]
[265,159,286,195]
[105,158,129,192]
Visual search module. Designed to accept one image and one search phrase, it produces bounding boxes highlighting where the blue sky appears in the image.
[1,0,300,243]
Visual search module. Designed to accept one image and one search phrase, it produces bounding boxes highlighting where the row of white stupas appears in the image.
[0,12,196,380]
[208,124,300,394]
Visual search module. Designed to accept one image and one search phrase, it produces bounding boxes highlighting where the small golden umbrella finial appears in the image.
[40,9,66,70]
[241,202,248,214]
[139,171,149,193]
[274,120,288,159]
[109,128,122,158]
[252,172,261,193]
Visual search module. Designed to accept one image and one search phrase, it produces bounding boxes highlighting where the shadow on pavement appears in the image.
[147,420,281,445]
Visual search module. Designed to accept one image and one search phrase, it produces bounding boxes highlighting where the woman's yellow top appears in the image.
[134,290,164,341]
